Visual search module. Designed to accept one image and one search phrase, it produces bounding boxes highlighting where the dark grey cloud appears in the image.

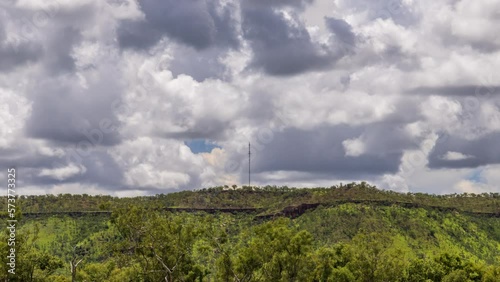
[325,17,355,47]
[117,0,239,51]
[0,0,96,74]
[244,91,278,124]
[160,118,232,141]
[408,85,500,97]
[226,95,423,180]
[0,147,122,191]
[359,122,420,153]
[243,0,314,9]
[0,19,43,72]
[428,132,500,169]
[446,37,500,54]
[0,41,42,72]
[242,8,333,76]
[116,20,160,50]
[25,72,122,146]
[42,26,81,75]
[168,47,229,81]
[249,125,410,177]
[35,150,124,187]
[382,97,422,124]
[0,153,123,195]
[0,147,59,170]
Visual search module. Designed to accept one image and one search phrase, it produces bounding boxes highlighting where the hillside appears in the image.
[7,182,500,215]
[1,183,500,281]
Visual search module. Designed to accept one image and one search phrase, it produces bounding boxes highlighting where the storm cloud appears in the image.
[117,0,239,50]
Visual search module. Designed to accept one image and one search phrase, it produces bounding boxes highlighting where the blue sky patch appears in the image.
[185,139,221,154]
[467,168,485,183]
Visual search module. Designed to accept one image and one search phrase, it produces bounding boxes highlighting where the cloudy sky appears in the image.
[1,0,500,196]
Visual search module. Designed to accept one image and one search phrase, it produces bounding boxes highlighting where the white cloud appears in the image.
[38,163,87,181]
[381,174,409,193]
[0,88,31,148]
[441,151,474,161]
[453,180,490,194]
[343,137,365,157]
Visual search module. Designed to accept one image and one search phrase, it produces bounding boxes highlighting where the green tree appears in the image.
[231,219,314,282]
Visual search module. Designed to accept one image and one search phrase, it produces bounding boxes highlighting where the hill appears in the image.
[1,183,500,281]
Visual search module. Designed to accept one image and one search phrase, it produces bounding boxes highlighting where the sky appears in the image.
[1,0,500,196]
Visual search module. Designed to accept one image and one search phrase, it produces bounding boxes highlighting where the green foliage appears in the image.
[229,219,314,281]
[1,184,500,281]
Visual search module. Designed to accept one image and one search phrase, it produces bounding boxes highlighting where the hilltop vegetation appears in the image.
[1,183,500,281]
[9,182,500,215]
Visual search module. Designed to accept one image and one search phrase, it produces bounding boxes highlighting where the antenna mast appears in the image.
[248,143,251,187]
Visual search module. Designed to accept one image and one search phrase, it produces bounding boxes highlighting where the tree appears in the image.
[347,231,410,282]
[110,207,206,281]
[231,218,314,282]
[69,245,87,282]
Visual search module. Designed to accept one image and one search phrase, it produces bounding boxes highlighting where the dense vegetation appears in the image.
[1,183,500,281]
[7,182,500,215]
